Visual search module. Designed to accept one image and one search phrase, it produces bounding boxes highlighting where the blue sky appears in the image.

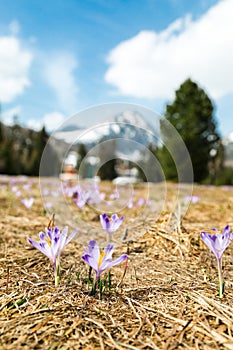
[0,0,233,136]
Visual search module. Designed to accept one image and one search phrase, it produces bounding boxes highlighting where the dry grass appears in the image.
[1,178,233,349]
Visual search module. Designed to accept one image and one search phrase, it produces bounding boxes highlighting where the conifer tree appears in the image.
[28,126,48,175]
[159,78,221,182]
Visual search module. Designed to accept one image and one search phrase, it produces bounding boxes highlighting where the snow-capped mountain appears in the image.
[53,110,158,148]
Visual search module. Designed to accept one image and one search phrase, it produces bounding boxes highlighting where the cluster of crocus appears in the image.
[29,224,77,286]
[62,182,105,209]
[28,212,126,291]
[82,214,127,294]
[73,188,105,209]
[200,225,233,298]
[127,196,151,209]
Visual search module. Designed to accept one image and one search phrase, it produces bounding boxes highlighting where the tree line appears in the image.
[1,78,233,184]
[0,121,49,176]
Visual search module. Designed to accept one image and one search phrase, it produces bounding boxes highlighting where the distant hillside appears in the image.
[0,122,65,176]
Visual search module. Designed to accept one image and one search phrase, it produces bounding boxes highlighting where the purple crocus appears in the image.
[28,226,77,286]
[21,197,34,209]
[200,225,232,298]
[82,240,128,280]
[184,195,200,204]
[100,213,124,240]
[74,190,91,209]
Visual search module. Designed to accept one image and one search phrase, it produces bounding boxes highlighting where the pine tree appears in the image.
[97,139,117,180]
[76,143,87,171]
[28,126,48,175]
[0,122,4,144]
[159,78,221,182]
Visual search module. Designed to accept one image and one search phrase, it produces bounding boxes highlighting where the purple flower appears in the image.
[100,213,124,236]
[200,225,233,298]
[184,195,200,204]
[21,197,34,209]
[28,226,77,285]
[82,240,128,280]
[200,225,232,261]
[110,190,119,200]
[74,190,91,208]
[127,198,134,209]
[23,183,32,191]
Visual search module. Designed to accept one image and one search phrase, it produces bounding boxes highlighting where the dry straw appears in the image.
[1,181,233,349]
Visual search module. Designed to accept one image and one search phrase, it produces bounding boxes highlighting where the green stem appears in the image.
[99,279,103,300]
[217,257,224,298]
[107,271,111,291]
[91,280,97,295]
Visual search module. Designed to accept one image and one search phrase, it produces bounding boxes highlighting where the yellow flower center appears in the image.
[98,250,105,267]
[45,237,51,246]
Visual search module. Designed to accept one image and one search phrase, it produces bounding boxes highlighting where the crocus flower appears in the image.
[21,197,34,209]
[100,213,124,241]
[74,190,91,208]
[100,213,124,233]
[200,225,232,298]
[127,198,134,209]
[28,226,77,286]
[110,189,119,200]
[82,240,128,280]
[184,195,199,204]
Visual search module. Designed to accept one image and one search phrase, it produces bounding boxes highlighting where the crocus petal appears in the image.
[112,216,124,231]
[60,226,68,243]
[82,253,99,272]
[65,228,78,246]
[39,232,46,240]
[100,213,109,229]
[28,238,53,260]
[99,254,128,274]
[200,232,219,259]
[223,225,230,235]
[104,243,114,259]
[111,214,118,221]
[87,240,99,255]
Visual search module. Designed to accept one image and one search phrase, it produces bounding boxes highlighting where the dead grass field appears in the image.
[1,177,233,349]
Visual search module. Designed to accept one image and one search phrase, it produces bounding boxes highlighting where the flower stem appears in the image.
[217,257,224,298]
[99,279,103,300]
[54,259,60,287]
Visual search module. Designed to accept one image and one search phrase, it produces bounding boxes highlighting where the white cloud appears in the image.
[43,111,65,131]
[27,111,65,132]
[43,52,79,113]
[0,35,33,103]
[26,119,43,131]
[2,106,22,126]
[105,0,233,100]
